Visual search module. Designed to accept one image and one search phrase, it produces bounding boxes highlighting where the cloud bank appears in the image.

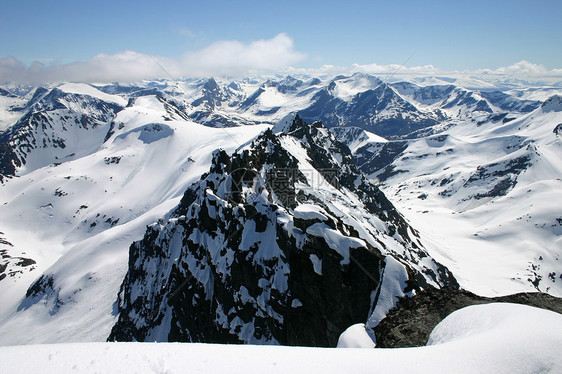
[0,33,305,83]
[288,60,562,80]
[473,60,562,79]
[1,32,561,85]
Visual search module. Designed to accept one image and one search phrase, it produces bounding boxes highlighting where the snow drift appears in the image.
[0,303,560,374]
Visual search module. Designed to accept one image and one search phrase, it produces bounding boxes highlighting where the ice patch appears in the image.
[309,254,322,275]
[291,299,303,308]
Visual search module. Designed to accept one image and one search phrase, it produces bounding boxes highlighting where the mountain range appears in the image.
[0,73,560,346]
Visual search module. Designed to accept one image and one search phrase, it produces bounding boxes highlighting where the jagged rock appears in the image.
[355,141,409,181]
[18,274,63,315]
[0,232,36,281]
[554,124,562,136]
[108,116,457,346]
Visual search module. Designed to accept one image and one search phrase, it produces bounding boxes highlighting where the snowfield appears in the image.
[369,96,562,296]
[0,303,560,374]
[0,92,271,344]
[0,74,560,362]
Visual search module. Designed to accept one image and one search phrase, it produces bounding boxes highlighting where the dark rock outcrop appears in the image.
[374,287,562,348]
[108,116,457,346]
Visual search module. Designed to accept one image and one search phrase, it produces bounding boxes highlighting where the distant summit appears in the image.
[541,95,562,112]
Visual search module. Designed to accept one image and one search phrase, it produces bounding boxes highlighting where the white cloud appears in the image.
[351,62,439,76]
[291,60,562,79]
[176,27,197,39]
[475,60,551,76]
[0,56,29,82]
[283,60,562,89]
[283,62,443,79]
[1,36,561,85]
[177,33,305,77]
[0,33,305,83]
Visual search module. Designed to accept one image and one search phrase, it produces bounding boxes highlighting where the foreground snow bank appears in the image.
[337,323,375,348]
[426,302,562,372]
[1,303,560,373]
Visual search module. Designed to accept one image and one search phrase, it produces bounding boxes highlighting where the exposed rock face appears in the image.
[299,82,442,139]
[0,232,36,282]
[554,123,562,136]
[541,95,562,113]
[374,287,562,348]
[17,274,62,315]
[108,116,457,346]
[0,88,123,181]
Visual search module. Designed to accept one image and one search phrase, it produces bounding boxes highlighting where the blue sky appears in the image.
[1,0,561,81]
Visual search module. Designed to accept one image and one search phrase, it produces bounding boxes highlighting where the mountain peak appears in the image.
[203,77,219,91]
[541,95,562,112]
[0,87,17,98]
[108,113,456,346]
[271,112,299,134]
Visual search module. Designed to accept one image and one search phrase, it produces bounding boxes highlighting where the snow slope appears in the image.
[0,74,560,348]
[58,83,128,107]
[356,96,562,296]
[1,303,560,374]
[0,90,26,131]
[0,94,270,345]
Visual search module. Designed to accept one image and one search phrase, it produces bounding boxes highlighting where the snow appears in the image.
[1,74,561,355]
[363,130,388,144]
[114,123,174,144]
[366,256,409,330]
[541,94,562,112]
[309,254,322,275]
[258,86,288,107]
[306,223,366,265]
[271,112,297,133]
[0,303,559,374]
[291,299,303,308]
[58,83,127,107]
[0,94,270,345]
[0,94,26,131]
[507,87,562,102]
[293,204,328,221]
[329,73,382,100]
[426,303,562,372]
[338,127,388,153]
[337,323,375,348]
[373,101,562,296]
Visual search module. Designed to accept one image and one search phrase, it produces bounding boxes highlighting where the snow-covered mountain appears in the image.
[1,72,544,151]
[343,95,562,296]
[107,115,456,345]
[0,73,560,348]
[0,83,269,344]
[94,73,541,140]
[0,84,125,181]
